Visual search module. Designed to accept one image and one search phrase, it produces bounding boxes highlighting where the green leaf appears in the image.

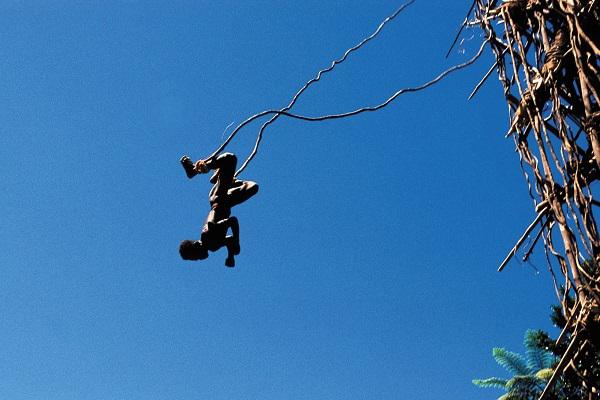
[505,375,541,390]
[493,348,531,375]
[524,330,557,371]
[535,368,554,381]
[472,377,508,389]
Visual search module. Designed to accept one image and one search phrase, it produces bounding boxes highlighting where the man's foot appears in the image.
[180,155,197,179]
[225,255,235,268]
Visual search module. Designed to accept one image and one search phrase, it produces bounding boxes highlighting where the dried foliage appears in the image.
[472,0,600,396]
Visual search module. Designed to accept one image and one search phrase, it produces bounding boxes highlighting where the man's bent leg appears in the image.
[224,249,235,267]
[227,181,259,207]
[224,217,240,255]
[224,236,239,267]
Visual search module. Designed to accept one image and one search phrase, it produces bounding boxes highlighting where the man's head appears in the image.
[179,240,208,260]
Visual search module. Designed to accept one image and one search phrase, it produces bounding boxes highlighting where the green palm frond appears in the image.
[475,331,566,399]
[535,368,554,381]
[524,330,557,371]
[541,352,557,370]
[472,377,508,389]
[505,375,541,390]
[493,347,531,376]
[524,330,546,371]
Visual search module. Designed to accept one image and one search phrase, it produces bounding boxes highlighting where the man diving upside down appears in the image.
[179,152,259,267]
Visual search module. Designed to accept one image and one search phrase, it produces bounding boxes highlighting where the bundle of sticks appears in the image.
[473,0,600,396]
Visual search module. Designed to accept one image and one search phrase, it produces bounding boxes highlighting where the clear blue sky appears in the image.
[1,1,561,399]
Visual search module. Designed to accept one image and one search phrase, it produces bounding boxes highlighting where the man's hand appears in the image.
[194,160,209,174]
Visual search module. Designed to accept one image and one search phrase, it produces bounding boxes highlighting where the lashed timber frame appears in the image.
[472,0,600,396]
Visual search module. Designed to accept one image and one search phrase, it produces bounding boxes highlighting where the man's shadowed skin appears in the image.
[179,153,259,267]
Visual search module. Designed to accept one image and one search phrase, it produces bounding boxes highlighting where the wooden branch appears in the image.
[445,0,478,58]
[469,45,509,100]
[555,299,581,345]
[468,60,498,100]
[499,205,549,272]
[538,332,582,400]
[522,217,551,262]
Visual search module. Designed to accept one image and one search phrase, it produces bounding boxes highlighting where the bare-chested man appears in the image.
[179,152,258,267]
